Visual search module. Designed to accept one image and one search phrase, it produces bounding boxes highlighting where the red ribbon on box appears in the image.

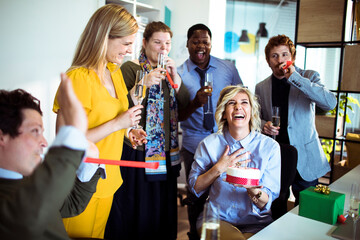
[226,175,259,186]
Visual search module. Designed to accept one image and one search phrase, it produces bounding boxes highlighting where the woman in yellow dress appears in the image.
[53,4,146,239]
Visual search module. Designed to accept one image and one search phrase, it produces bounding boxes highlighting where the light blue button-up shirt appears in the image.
[188,129,281,233]
[177,56,243,154]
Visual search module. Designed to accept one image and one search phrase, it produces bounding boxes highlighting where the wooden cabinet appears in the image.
[315,115,344,138]
[341,45,360,92]
[295,0,360,183]
[297,0,345,43]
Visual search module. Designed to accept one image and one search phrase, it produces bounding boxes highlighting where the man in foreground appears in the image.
[0,73,103,239]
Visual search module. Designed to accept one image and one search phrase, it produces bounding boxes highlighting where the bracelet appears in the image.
[126,126,136,138]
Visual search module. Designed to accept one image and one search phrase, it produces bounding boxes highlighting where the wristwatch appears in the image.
[251,190,262,204]
[255,190,262,199]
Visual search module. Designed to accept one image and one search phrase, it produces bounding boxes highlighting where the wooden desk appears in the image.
[249,165,360,240]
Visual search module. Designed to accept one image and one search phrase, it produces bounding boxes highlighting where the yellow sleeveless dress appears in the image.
[53,63,128,238]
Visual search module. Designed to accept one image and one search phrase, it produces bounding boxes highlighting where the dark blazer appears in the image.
[0,147,101,240]
[255,67,337,181]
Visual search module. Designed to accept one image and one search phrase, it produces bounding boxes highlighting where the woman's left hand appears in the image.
[165,56,182,91]
[129,129,147,148]
[165,56,177,78]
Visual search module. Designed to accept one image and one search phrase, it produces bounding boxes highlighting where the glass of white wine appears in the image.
[134,70,146,129]
[201,201,220,240]
[204,72,213,114]
[271,106,280,139]
[349,183,360,240]
[157,53,166,101]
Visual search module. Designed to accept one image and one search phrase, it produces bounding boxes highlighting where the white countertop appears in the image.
[249,164,360,240]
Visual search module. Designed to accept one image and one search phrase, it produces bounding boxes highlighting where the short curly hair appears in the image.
[0,89,42,137]
[187,23,212,40]
[265,34,296,62]
[215,85,261,134]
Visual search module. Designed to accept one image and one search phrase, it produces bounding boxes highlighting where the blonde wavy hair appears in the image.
[215,85,261,134]
[69,4,138,79]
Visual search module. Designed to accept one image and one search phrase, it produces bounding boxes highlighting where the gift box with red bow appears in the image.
[299,186,345,225]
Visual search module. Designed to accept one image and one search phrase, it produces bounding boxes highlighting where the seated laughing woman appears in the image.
[188,85,281,239]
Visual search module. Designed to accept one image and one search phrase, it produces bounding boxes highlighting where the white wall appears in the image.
[167,0,226,66]
[0,0,227,145]
[0,0,104,145]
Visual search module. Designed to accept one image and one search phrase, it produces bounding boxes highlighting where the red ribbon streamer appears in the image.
[84,157,159,169]
[166,71,178,89]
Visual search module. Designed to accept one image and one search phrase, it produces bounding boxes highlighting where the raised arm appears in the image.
[56,100,143,144]
[178,86,210,121]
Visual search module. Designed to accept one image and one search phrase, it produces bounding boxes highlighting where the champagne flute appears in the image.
[204,72,213,114]
[133,70,146,129]
[201,201,220,240]
[157,53,166,101]
[271,106,280,139]
[349,183,360,240]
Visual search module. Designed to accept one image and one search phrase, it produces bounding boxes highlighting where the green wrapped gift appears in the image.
[299,186,345,225]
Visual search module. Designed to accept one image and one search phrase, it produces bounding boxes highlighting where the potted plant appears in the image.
[319,94,360,161]
[328,94,360,124]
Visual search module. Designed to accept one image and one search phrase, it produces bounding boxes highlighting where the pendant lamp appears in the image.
[239,30,250,42]
[238,1,249,43]
[256,22,268,38]
[256,0,268,38]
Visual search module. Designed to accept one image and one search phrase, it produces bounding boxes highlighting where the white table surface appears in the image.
[249,164,360,240]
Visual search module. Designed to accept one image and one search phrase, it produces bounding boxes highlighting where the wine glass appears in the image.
[271,106,280,139]
[204,72,213,114]
[349,183,360,240]
[157,53,166,101]
[133,70,146,129]
[201,201,220,240]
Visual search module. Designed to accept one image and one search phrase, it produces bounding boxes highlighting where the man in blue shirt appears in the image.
[177,23,243,239]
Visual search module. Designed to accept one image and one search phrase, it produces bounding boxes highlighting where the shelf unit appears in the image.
[106,0,163,60]
[295,0,360,183]
[106,0,162,21]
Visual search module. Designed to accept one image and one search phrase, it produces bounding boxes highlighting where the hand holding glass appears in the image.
[157,53,166,95]
[204,72,213,114]
[134,70,146,129]
[201,202,220,240]
[271,106,280,139]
